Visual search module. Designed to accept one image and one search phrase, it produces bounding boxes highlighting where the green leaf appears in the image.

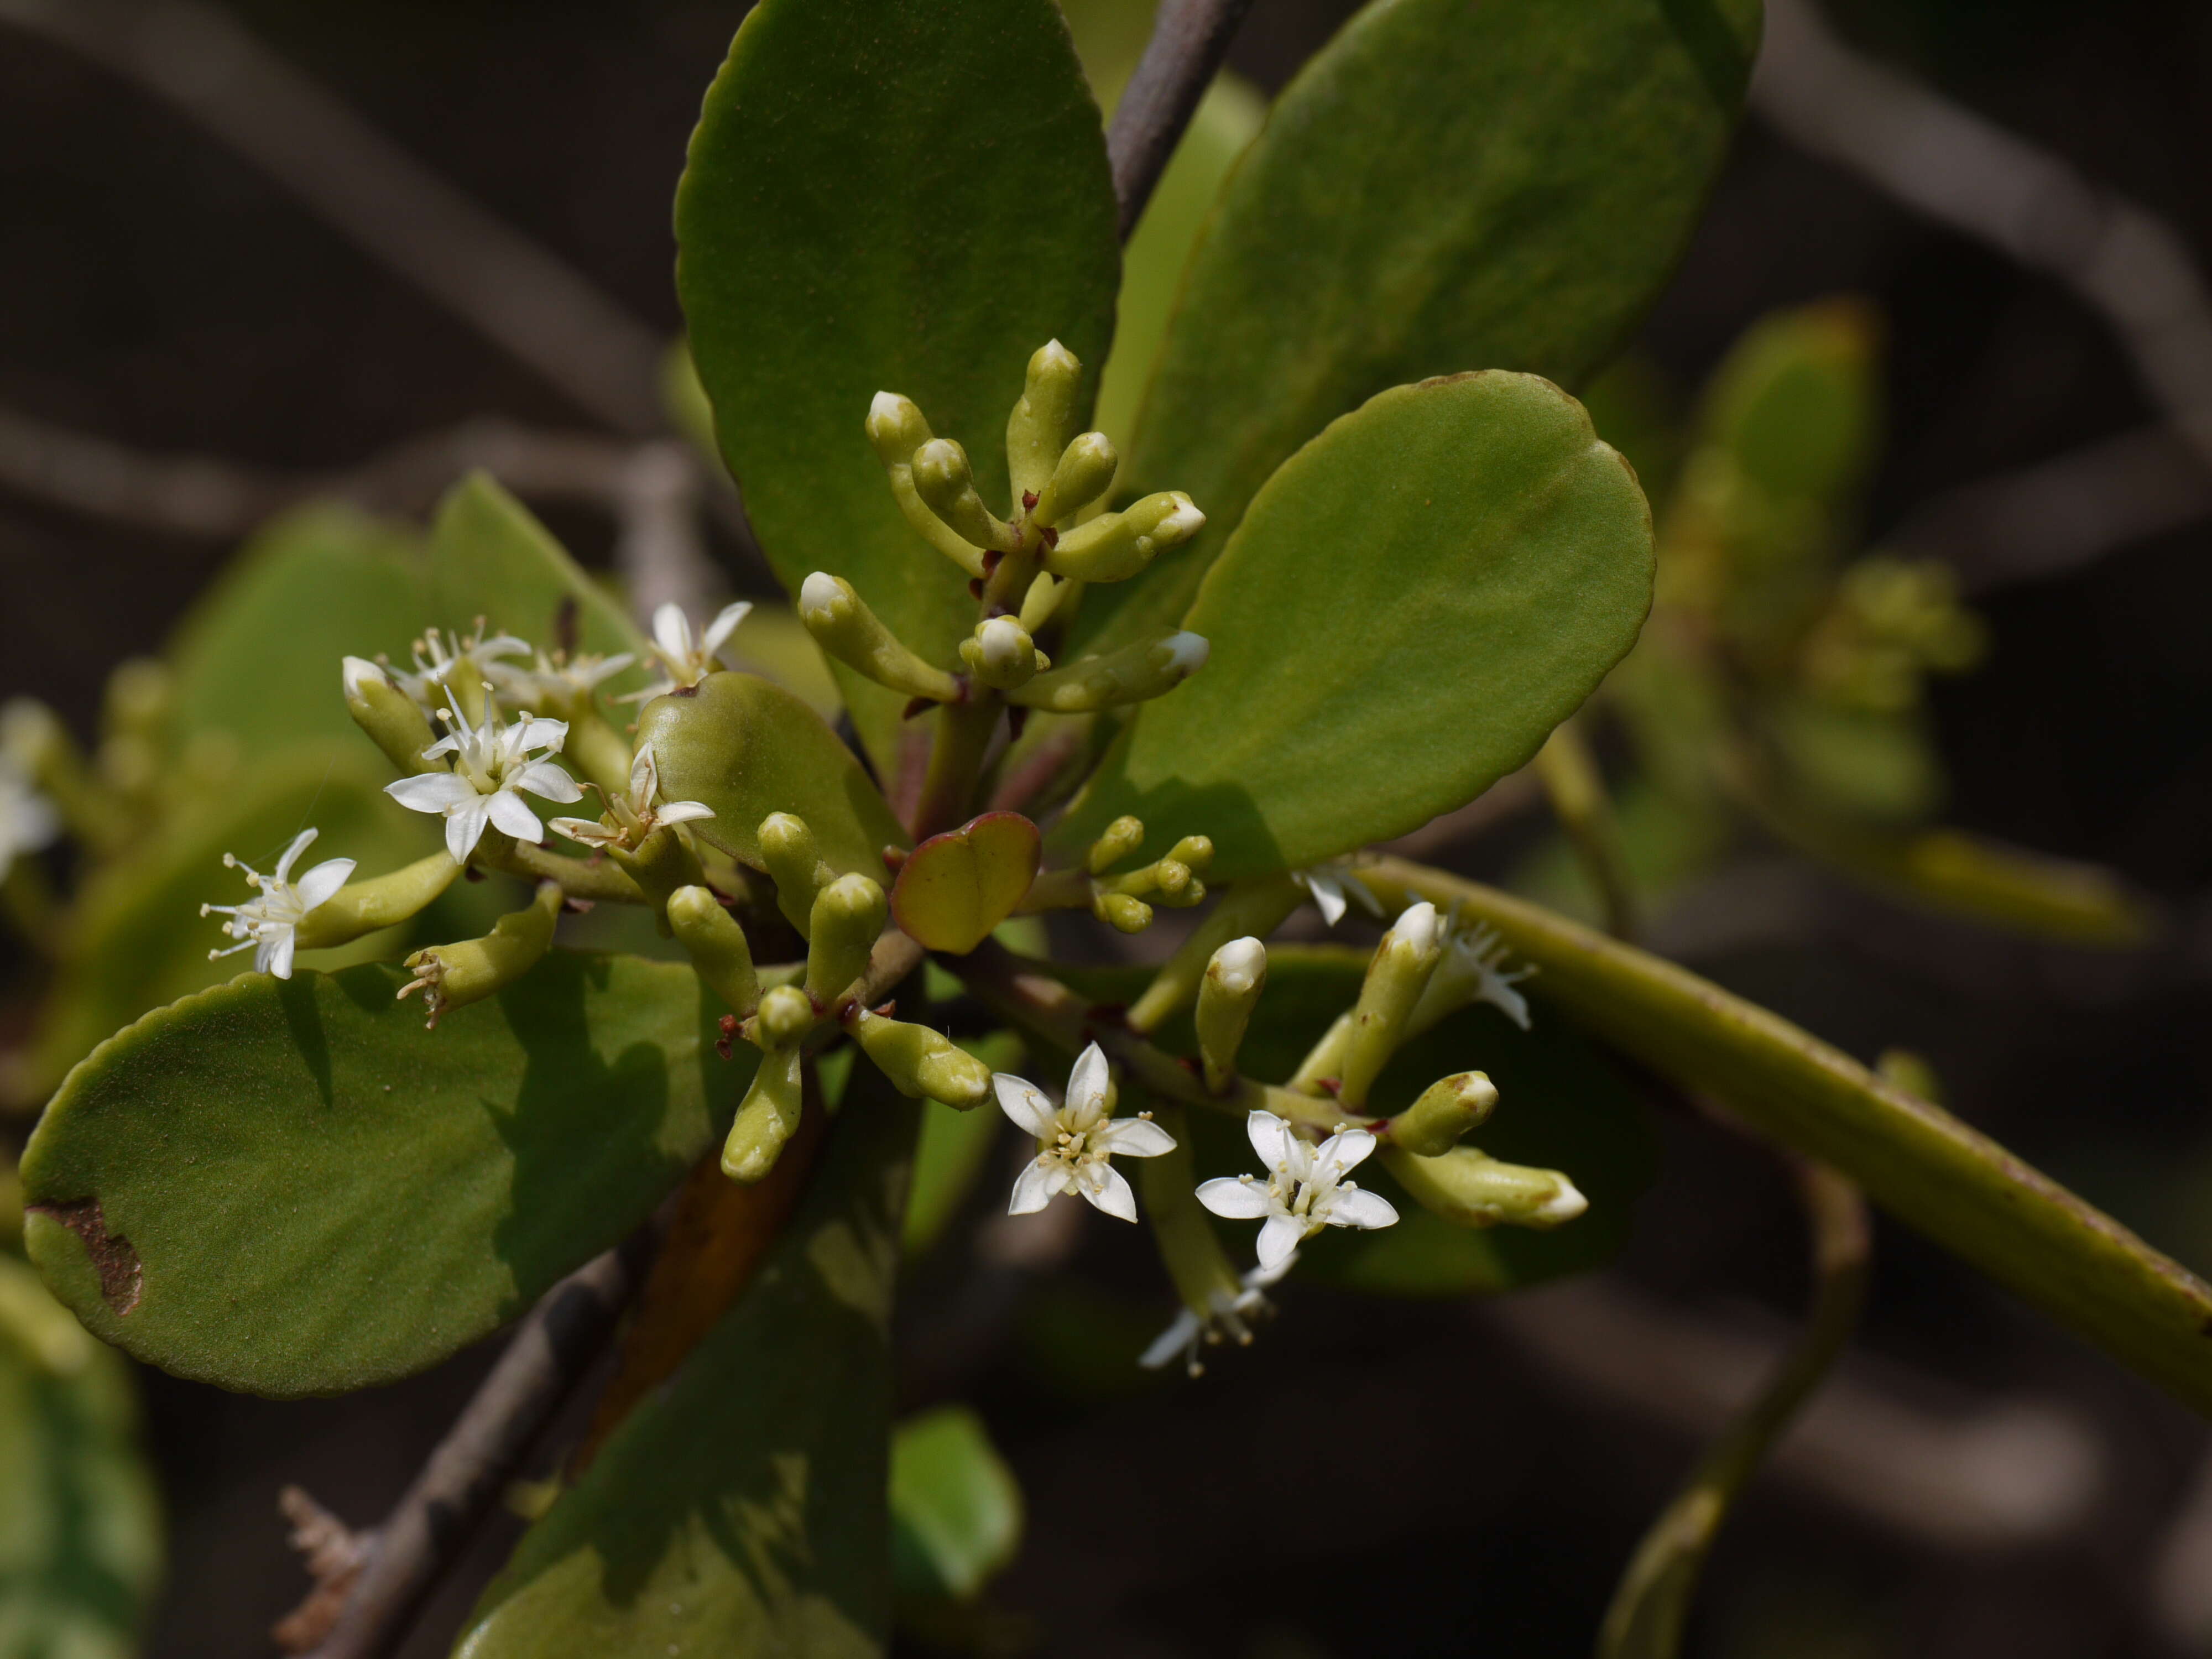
[890,1406,1024,1602]
[456,1082,916,1659]
[1057,373,1655,879]
[426,473,650,670]
[638,672,909,878]
[1083,0,1760,651]
[891,813,1041,956]
[23,953,746,1397]
[675,0,1120,778]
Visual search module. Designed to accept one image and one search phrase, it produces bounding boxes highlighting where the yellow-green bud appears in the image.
[845,1008,994,1108]
[667,884,760,1018]
[865,389,934,465]
[754,983,816,1048]
[1335,902,1446,1109]
[293,849,462,951]
[103,658,170,740]
[799,572,963,702]
[1034,431,1117,525]
[868,392,987,577]
[609,825,707,933]
[1006,339,1083,505]
[399,879,562,1029]
[1087,815,1146,875]
[1093,890,1152,933]
[1125,873,1304,1034]
[723,1045,803,1183]
[1166,836,1214,877]
[1041,491,1204,582]
[343,657,440,775]
[912,439,1018,554]
[1197,936,1267,1093]
[758,813,833,936]
[1100,855,1206,909]
[958,615,1047,691]
[1389,1071,1499,1157]
[1007,631,1209,712]
[806,873,886,1005]
[1381,1145,1586,1229]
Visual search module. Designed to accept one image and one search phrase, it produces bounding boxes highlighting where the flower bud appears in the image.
[911,439,1017,554]
[806,872,887,1005]
[799,572,963,702]
[398,879,562,1030]
[868,393,989,577]
[958,615,1046,691]
[1005,339,1083,505]
[1335,902,1447,1109]
[667,884,760,1018]
[295,849,462,951]
[343,657,440,775]
[1041,491,1203,582]
[1125,873,1305,1034]
[723,1045,802,1183]
[1381,1144,1586,1229]
[1388,1071,1499,1157]
[865,390,934,466]
[758,812,833,935]
[1166,835,1214,877]
[1007,631,1209,712]
[753,982,817,1048]
[1086,815,1146,875]
[1093,890,1152,933]
[1197,936,1267,1093]
[1034,431,1116,525]
[844,1007,993,1108]
[609,825,707,932]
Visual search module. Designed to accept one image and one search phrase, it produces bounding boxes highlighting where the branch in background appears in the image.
[1105,0,1259,237]
[0,0,666,435]
[2152,1442,2212,1648]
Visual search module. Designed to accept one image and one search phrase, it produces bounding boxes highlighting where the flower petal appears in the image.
[547,817,617,847]
[1318,1126,1378,1177]
[651,602,692,662]
[1082,1164,1138,1223]
[993,1074,1057,1138]
[654,800,715,826]
[1245,1109,1293,1171]
[1007,1159,1058,1215]
[1139,1310,1201,1371]
[1256,1214,1307,1272]
[1065,1042,1110,1120]
[628,743,658,805]
[701,600,753,658]
[1301,871,1348,926]
[446,798,491,863]
[1196,1176,1270,1219]
[264,930,297,981]
[486,789,545,843]
[293,858,356,912]
[273,827,320,882]
[515,760,584,804]
[1327,1187,1400,1231]
[1099,1117,1176,1158]
[514,716,569,754]
[386,772,478,813]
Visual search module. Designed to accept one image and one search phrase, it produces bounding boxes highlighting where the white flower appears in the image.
[1138,1251,1297,1378]
[995,1042,1176,1222]
[484,649,636,718]
[0,761,59,884]
[1292,861,1384,927]
[548,742,713,851]
[384,694,583,862]
[1197,1110,1400,1271]
[201,827,354,980]
[1431,912,1535,1030]
[384,624,530,712]
[622,601,753,702]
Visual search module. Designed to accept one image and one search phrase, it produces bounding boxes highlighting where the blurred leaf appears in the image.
[1764,697,1943,825]
[23,954,745,1397]
[1083,0,1759,652]
[1057,374,1653,879]
[426,473,650,672]
[905,1032,1024,1259]
[891,814,1041,955]
[889,1406,1024,1602]
[675,0,1119,778]
[457,1083,915,1658]
[1699,299,1880,507]
[638,672,908,878]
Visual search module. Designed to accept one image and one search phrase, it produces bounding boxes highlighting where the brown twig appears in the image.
[1105,0,1260,238]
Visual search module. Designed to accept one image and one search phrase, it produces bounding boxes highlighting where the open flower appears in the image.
[485,649,635,719]
[384,623,530,712]
[0,760,59,883]
[995,1042,1176,1222]
[201,827,354,980]
[1138,1251,1297,1378]
[1198,1110,1400,1271]
[622,601,753,701]
[547,742,713,851]
[384,694,582,862]
[1431,912,1535,1030]
[1292,860,1384,927]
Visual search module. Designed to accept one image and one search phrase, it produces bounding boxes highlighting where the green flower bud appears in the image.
[1005,339,1083,506]
[1335,902,1447,1110]
[754,983,816,1048]
[1100,855,1206,909]
[758,813,833,936]
[912,439,1018,554]
[868,392,987,578]
[723,1044,802,1183]
[1093,890,1153,933]
[399,879,562,1030]
[865,390,934,466]
[294,849,463,951]
[844,1008,993,1108]
[343,657,440,775]
[1125,873,1304,1034]
[799,572,963,702]
[958,616,1047,691]
[1034,431,1117,526]
[806,872,887,1006]
[1041,491,1204,582]
[1389,1071,1499,1157]
[1197,936,1267,1093]
[1166,835,1214,877]
[1007,631,1209,712]
[667,884,759,1018]
[1381,1144,1587,1229]
[1086,815,1146,876]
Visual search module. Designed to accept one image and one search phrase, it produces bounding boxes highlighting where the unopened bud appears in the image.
[1166,836,1213,877]
[1042,491,1203,582]
[1335,902,1447,1109]
[758,813,833,935]
[1006,339,1083,504]
[754,983,816,1048]
[1125,872,1305,1034]
[800,572,963,702]
[869,393,988,577]
[1008,631,1209,712]
[343,657,440,775]
[1389,1071,1499,1157]
[912,439,1017,554]
[1093,890,1152,933]
[959,615,1046,690]
[1381,1145,1587,1229]
[1034,431,1117,525]
[1197,936,1267,1093]
[865,391,934,466]
[296,849,462,951]
[667,884,759,1017]
[1086,815,1146,875]
[806,873,887,1005]
[723,1045,802,1182]
[845,1008,994,1108]
[399,880,561,1030]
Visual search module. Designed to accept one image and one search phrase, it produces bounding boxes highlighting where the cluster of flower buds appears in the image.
[1798,553,1986,715]
[1014,815,1213,936]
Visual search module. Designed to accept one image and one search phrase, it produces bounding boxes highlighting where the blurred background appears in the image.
[4,0,2212,1655]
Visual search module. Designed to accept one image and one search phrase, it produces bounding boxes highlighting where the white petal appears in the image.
[1098,1117,1176,1158]
[1007,1159,1058,1215]
[1256,1214,1307,1272]
[273,827,320,881]
[654,799,715,826]
[1392,901,1441,955]
[701,600,753,658]
[1196,1176,1270,1219]
[420,733,462,759]
[1139,1310,1201,1370]
[515,717,569,754]
[547,817,617,846]
[515,760,584,804]
[1302,872,1348,926]
[486,789,545,843]
[628,743,658,804]
[264,930,298,980]
[387,772,478,813]
[1327,1187,1400,1230]
[1318,1126,1378,1176]
[651,602,693,661]
[993,1074,1058,1138]
[1082,1164,1138,1223]
[1065,1042,1110,1119]
[1245,1109,1293,1170]
[293,858,356,912]
[446,799,491,862]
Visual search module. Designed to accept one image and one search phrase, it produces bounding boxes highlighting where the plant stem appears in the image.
[1105,0,1261,237]
[1532,718,1639,940]
[909,697,1000,840]
[480,836,646,903]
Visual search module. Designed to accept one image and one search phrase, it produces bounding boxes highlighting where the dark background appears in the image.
[6,1,2212,1654]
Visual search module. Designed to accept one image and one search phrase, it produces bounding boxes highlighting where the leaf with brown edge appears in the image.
[892,813,1042,955]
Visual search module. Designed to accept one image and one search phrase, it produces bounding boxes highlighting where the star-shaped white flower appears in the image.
[1442,915,1535,1029]
[1138,1251,1298,1378]
[622,601,753,702]
[201,827,354,980]
[547,742,713,851]
[995,1042,1176,1222]
[485,648,636,718]
[384,694,583,862]
[0,760,59,884]
[1198,1110,1400,1271]
[1292,861,1384,927]
[384,624,530,712]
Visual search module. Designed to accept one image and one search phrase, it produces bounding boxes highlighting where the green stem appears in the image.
[1532,718,1639,940]
[909,697,1000,841]
[481,837,646,903]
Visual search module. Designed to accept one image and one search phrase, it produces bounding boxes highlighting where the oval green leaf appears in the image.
[637,672,909,877]
[1082,0,1758,653]
[675,0,1120,778]
[890,1406,1025,1602]
[22,953,748,1397]
[891,813,1041,956]
[1057,373,1654,878]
